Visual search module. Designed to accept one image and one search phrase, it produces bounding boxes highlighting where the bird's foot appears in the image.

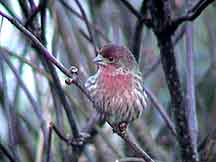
[68,132,90,146]
[112,122,128,135]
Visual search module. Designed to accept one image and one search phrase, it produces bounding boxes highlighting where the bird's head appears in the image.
[93,44,137,72]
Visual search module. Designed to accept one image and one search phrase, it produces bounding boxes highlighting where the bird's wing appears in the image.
[85,74,97,91]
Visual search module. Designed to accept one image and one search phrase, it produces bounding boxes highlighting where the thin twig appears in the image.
[118,157,146,162]
[143,24,186,79]
[50,122,68,143]
[0,1,20,21]
[144,87,177,137]
[18,0,29,18]
[170,0,215,32]
[0,143,16,162]
[131,0,149,61]
[185,15,199,161]
[0,52,46,134]
[59,0,110,43]
[50,122,88,147]
[24,1,47,27]
[120,0,142,19]
[0,47,52,81]
[198,128,216,151]
[0,10,72,78]
[46,124,53,162]
[198,128,216,161]
[0,52,16,156]
[73,0,98,54]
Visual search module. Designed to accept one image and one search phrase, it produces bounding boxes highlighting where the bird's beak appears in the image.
[93,54,106,65]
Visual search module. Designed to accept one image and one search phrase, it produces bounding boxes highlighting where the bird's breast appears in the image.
[98,69,134,94]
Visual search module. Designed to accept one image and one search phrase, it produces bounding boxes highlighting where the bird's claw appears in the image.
[112,122,128,135]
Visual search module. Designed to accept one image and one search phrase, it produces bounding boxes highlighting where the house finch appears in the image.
[85,44,148,132]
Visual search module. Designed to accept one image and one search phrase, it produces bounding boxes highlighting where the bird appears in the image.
[85,44,148,133]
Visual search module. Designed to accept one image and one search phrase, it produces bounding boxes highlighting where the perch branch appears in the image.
[66,71,155,162]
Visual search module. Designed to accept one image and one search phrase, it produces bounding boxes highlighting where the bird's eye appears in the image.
[108,57,114,62]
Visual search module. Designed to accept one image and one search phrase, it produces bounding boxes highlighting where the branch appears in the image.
[0,10,80,139]
[0,10,72,78]
[0,52,46,134]
[143,24,186,79]
[0,47,52,81]
[59,0,110,43]
[0,143,16,162]
[120,0,142,19]
[185,18,199,161]
[144,87,177,137]
[24,0,47,27]
[107,124,154,162]
[49,122,90,147]
[46,124,53,162]
[130,0,148,61]
[170,0,215,33]
[118,157,145,162]
[73,0,98,54]
[198,128,216,161]
[148,1,199,162]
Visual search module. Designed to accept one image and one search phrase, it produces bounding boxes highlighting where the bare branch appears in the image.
[148,1,199,161]
[185,17,199,161]
[0,52,46,134]
[0,143,16,162]
[59,0,110,43]
[120,0,142,19]
[46,124,53,162]
[143,24,186,79]
[24,1,47,27]
[120,0,152,28]
[171,0,215,33]
[73,0,98,53]
[108,122,155,162]
[0,47,52,81]
[50,122,90,147]
[118,157,146,162]
[0,10,72,78]
[144,87,177,137]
